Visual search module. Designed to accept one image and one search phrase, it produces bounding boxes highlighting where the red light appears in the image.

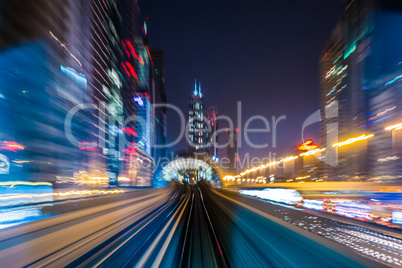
[236,158,239,161]
[123,127,138,137]
[78,142,98,151]
[125,40,138,59]
[296,140,319,151]
[123,147,137,155]
[225,128,228,131]
[121,62,130,77]
[145,44,153,65]
[236,128,239,132]
[125,62,138,79]
[121,41,130,58]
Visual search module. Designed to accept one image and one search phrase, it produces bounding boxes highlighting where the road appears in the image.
[0,181,391,267]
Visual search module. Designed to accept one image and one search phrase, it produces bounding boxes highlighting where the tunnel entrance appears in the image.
[162,157,225,187]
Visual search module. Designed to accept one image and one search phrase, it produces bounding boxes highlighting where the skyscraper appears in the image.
[188,80,207,152]
[118,1,154,186]
[0,0,94,182]
[151,50,167,179]
[319,0,402,182]
[0,0,159,186]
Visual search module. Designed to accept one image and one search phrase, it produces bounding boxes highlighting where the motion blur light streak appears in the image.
[385,74,402,87]
[332,134,374,147]
[0,193,53,202]
[300,148,326,156]
[49,31,82,67]
[370,106,396,120]
[295,175,310,180]
[239,188,303,205]
[385,123,402,131]
[377,156,400,162]
[0,181,52,187]
[0,141,25,152]
[117,177,131,182]
[56,189,125,197]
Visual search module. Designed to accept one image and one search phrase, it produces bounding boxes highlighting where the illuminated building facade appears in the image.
[188,80,207,152]
[151,50,167,181]
[0,0,94,182]
[319,0,402,182]
[117,2,154,186]
[0,0,156,186]
[89,0,125,184]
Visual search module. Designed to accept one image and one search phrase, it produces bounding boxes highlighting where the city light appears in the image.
[377,156,400,162]
[299,148,326,156]
[370,106,396,120]
[295,140,319,151]
[385,74,402,87]
[385,123,402,131]
[2,1,402,267]
[295,175,310,180]
[0,181,52,187]
[238,155,298,177]
[49,31,82,67]
[332,134,374,148]
[118,177,131,182]
[134,96,144,106]
[57,189,125,197]
[222,175,239,181]
[239,188,303,205]
[0,141,25,152]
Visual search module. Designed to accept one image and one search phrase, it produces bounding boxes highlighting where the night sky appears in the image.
[142,0,343,161]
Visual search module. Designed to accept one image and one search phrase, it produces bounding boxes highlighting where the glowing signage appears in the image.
[134,96,144,106]
[296,140,319,151]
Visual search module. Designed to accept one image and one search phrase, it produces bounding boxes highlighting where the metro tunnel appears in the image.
[162,157,224,187]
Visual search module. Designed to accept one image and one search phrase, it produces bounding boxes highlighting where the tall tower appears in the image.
[188,79,207,152]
